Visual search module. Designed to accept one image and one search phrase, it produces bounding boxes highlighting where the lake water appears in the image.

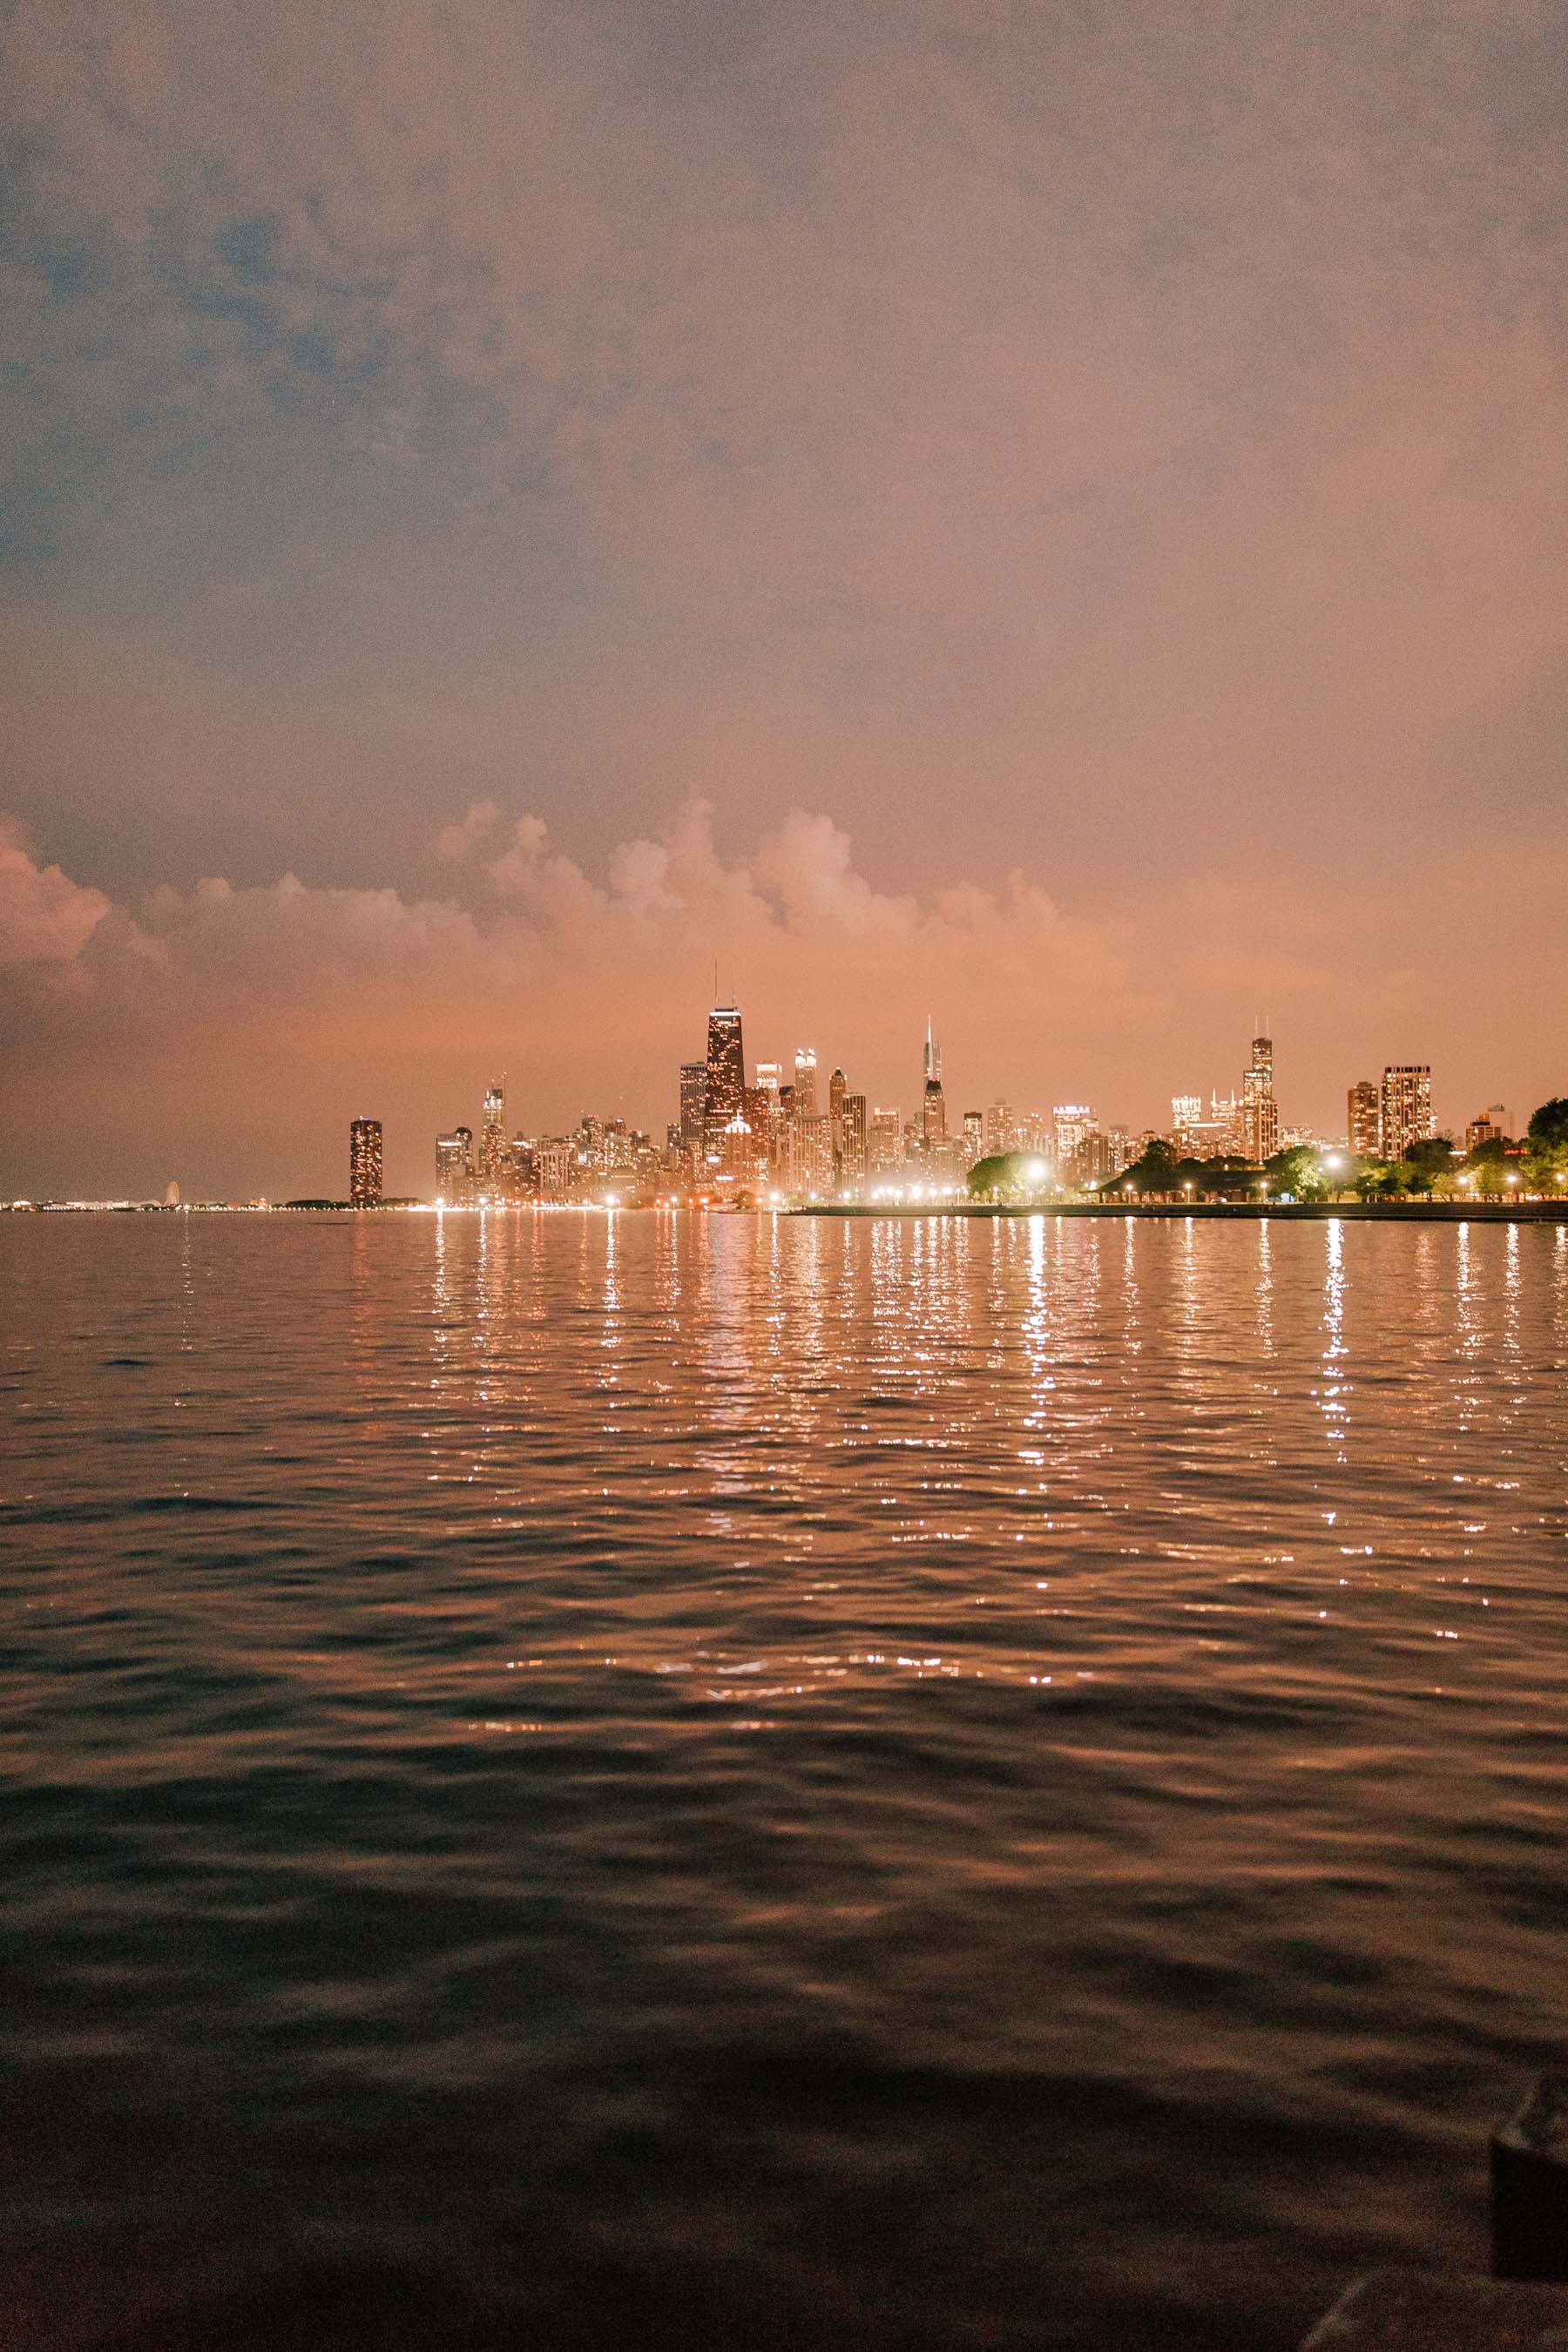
[4,1211,1567,2350]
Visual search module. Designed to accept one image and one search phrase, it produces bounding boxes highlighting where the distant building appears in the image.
[163,1179,180,1208]
[983,1100,1014,1156]
[868,1107,902,1176]
[962,1110,983,1169]
[1464,1105,1511,1152]
[793,1045,819,1119]
[1381,1065,1434,1161]
[436,1125,473,1205]
[705,1005,746,1145]
[1347,1079,1381,1157]
[349,1117,383,1206]
[1172,1095,1203,1150]
[1053,1104,1094,1166]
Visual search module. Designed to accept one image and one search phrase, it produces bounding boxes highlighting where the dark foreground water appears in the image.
[3,1211,1567,2351]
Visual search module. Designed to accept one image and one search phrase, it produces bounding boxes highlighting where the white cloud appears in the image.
[0,824,112,965]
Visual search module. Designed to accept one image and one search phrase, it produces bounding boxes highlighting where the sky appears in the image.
[3,0,1565,1197]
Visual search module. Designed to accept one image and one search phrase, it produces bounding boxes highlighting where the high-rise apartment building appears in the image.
[705,1005,746,1144]
[1053,1105,1094,1166]
[1172,1095,1203,1148]
[793,1046,819,1119]
[1381,1065,1434,1160]
[1241,1033,1280,1161]
[983,1100,1014,1157]
[868,1107,902,1176]
[1347,1079,1380,1158]
[962,1110,984,1169]
[349,1117,383,1206]
[436,1125,473,1205]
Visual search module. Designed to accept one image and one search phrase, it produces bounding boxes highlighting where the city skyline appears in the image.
[316,1003,1468,1213]
[1,796,1544,1202]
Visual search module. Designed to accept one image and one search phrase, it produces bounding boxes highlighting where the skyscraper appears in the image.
[706,1004,746,1144]
[962,1110,983,1169]
[793,1046,819,1119]
[841,1092,868,1186]
[478,1082,510,1197]
[436,1125,473,1205]
[1172,1094,1203,1149]
[679,1062,707,1153]
[1347,1079,1380,1157]
[1241,1032,1280,1161]
[349,1117,383,1207]
[922,1022,947,1146]
[828,1066,847,1168]
[1381,1065,1434,1160]
[1053,1104,1094,1166]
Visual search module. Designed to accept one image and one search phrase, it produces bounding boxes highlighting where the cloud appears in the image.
[0,823,112,965]
[435,799,500,859]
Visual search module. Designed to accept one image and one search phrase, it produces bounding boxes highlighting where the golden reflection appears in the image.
[1319,1218,1348,1459]
[1254,1219,1274,1357]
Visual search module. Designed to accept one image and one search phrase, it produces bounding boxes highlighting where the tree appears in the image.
[1121,1139,1181,1197]
[1404,1136,1456,1195]
[966,1151,1051,1200]
[1529,1098,1568,1151]
[1525,1098,1568,1191]
[1266,1144,1328,1200]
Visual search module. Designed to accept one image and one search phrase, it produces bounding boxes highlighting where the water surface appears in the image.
[3,1212,1566,2349]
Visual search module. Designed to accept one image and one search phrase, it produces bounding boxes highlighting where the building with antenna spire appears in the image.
[922,1020,947,1147]
[704,1001,745,1149]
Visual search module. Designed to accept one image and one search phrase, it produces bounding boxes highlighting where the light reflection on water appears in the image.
[3,1212,1568,2352]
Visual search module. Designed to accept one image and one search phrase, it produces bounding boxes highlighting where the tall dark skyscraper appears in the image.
[349,1117,383,1206]
[705,1004,745,1144]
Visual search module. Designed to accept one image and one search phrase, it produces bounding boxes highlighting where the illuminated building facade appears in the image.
[1347,1079,1380,1157]
[478,1083,510,1197]
[679,1063,706,1153]
[435,1126,473,1204]
[1172,1094,1203,1150]
[704,1005,745,1146]
[1053,1105,1094,1166]
[1241,1033,1280,1161]
[793,1046,819,1119]
[1464,1105,1510,1152]
[1381,1065,1434,1160]
[868,1108,902,1175]
[962,1110,983,1169]
[841,1092,868,1185]
[349,1117,383,1206]
[922,1023,947,1147]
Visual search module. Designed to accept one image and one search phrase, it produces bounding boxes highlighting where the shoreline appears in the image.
[800,1199,1568,1223]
